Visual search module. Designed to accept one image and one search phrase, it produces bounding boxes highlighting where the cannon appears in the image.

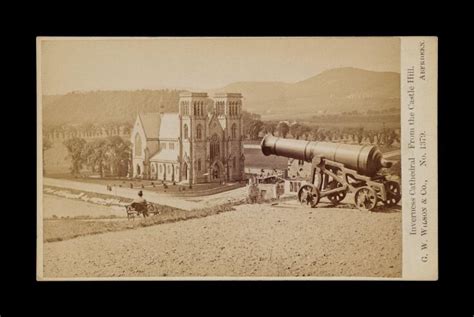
[261,135,401,211]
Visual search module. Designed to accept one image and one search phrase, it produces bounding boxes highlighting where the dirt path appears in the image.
[42,200,401,279]
[43,177,247,210]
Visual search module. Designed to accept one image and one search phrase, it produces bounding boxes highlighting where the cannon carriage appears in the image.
[261,135,400,211]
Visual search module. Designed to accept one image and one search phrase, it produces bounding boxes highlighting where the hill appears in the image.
[42,68,400,126]
[211,67,400,119]
[42,89,182,126]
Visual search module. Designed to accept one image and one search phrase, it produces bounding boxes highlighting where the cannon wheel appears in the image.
[354,186,378,211]
[298,184,320,208]
[382,181,401,206]
[327,180,346,205]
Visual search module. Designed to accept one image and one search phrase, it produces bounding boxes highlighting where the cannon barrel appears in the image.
[261,135,392,177]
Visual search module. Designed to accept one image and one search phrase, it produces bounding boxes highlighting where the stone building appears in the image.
[131,92,245,184]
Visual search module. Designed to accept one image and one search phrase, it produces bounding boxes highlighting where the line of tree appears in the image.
[63,136,132,177]
[44,122,133,141]
[245,119,400,146]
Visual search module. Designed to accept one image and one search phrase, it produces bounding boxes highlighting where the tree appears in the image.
[42,137,52,175]
[104,136,132,177]
[81,136,132,178]
[277,121,290,138]
[248,120,264,140]
[81,139,106,176]
[310,126,320,141]
[289,122,302,139]
[299,124,312,140]
[64,137,86,176]
[263,121,277,136]
[355,127,364,144]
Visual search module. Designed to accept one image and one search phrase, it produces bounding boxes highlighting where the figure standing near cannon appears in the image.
[261,135,401,211]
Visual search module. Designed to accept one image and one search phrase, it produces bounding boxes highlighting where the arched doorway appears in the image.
[136,164,141,176]
[210,160,224,182]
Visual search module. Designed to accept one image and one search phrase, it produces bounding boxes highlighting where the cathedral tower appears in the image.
[213,93,244,181]
[179,92,209,185]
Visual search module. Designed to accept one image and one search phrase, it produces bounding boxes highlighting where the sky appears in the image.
[39,37,400,95]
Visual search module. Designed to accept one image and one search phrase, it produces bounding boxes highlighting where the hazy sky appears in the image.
[40,37,400,95]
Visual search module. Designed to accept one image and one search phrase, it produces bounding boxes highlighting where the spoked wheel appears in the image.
[327,180,346,205]
[147,203,156,213]
[298,184,321,208]
[382,181,401,206]
[126,206,135,220]
[354,186,378,211]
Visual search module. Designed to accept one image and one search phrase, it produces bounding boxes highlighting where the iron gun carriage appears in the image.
[261,135,401,211]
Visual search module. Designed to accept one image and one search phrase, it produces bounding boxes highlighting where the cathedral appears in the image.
[131,92,245,184]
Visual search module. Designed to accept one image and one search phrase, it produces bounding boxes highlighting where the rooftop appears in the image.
[179,92,208,98]
[213,93,242,98]
[139,113,161,139]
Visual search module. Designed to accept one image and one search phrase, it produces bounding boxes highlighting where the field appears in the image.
[43,195,235,243]
[42,196,401,278]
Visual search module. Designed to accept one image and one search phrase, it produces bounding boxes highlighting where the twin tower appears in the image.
[177,92,245,184]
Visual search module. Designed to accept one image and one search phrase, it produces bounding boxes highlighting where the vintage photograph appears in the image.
[38,37,405,279]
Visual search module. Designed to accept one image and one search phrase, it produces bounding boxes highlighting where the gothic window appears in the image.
[231,123,237,139]
[233,157,236,170]
[196,124,202,140]
[210,134,220,161]
[198,159,201,171]
[134,133,142,156]
[159,164,163,173]
[184,124,189,139]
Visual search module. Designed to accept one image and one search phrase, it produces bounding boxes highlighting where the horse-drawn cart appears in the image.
[125,202,160,220]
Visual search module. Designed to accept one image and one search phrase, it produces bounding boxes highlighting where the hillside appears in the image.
[42,67,400,126]
[211,67,400,118]
[42,90,182,126]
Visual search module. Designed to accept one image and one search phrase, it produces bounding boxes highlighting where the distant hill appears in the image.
[42,67,400,126]
[42,89,182,126]
[210,67,400,119]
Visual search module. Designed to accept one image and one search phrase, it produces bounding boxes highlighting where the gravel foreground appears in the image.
[42,200,401,279]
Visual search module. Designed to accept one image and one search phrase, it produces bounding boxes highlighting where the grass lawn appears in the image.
[43,203,236,243]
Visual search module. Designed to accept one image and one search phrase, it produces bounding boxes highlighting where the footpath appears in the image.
[43,178,203,211]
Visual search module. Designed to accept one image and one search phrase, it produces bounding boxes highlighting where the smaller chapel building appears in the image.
[131,92,245,185]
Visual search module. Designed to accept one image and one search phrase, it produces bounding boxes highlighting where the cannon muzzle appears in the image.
[261,135,391,177]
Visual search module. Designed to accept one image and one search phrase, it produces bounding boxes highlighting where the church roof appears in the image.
[139,113,161,139]
[150,149,179,162]
[159,113,180,139]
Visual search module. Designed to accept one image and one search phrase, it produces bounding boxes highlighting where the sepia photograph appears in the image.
[37,37,437,280]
